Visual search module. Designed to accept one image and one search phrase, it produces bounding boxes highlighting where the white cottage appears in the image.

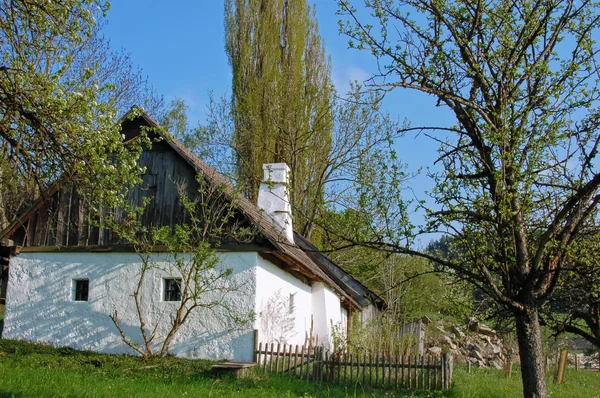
[0,111,382,361]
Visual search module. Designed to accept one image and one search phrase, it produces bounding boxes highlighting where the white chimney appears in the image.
[257,163,294,244]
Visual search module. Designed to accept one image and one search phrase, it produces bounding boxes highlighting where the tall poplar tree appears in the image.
[224,0,334,237]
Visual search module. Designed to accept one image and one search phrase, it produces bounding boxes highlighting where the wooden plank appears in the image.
[395,354,399,389]
[376,354,380,387]
[401,354,405,387]
[381,354,385,387]
[64,185,74,246]
[369,353,373,386]
[362,352,366,386]
[25,213,37,247]
[407,354,411,388]
[349,353,354,385]
[558,349,568,384]
[314,347,320,383]
[343,352,347,385]
[269,343,274,373]
[434,356,438,389]
[279,343,284,374]
[253,330,258,363]
[320,347,325,384]
[442,354,447,389]
[77,199,86,246]
[287,344,292,376]
[337,352,341,385]
[427,355,431,390]
[421,355,425,389]
[324,350,328,382]
[275,343,281,374]
[33,204,48,246]
[299,345,304,378]
[257,342,262,368]
[414,355,418,389]
[305,344,311,381]
[294,345,299,376]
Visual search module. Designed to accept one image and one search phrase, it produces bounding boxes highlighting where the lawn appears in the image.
[448,366,600,398]
[0,339,438,398]
[0,339,598,397]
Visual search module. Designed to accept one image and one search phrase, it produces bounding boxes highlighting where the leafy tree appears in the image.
[543,232,600,349]
[337,1,600,396]
[224,0,334,238]
[205,80,403,241]
[0,1,160,230]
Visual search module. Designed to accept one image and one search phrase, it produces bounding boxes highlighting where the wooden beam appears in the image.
[19,242,274,254]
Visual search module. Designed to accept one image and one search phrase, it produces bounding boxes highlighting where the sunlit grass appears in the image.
[0,339,598,397]
[0,339,441,397]
[449,364,600,398]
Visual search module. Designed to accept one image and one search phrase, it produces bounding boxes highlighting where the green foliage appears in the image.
[543,233,600,349]
[337,1,600,395]
[224,0,334,238]
[324,213,466,322]
[340,316,421,357]
[0,1,158,230]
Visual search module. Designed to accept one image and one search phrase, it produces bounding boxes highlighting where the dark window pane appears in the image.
[74,280,89,301]
[164,278,181,301]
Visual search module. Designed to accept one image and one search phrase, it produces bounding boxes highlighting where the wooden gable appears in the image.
[2,115,271,252]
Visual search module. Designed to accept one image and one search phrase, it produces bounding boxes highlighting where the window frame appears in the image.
[163,278,182,302]
[72,278,89,302]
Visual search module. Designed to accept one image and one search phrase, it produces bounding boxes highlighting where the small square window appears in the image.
[72,279,89,301]
[163,278,181,301]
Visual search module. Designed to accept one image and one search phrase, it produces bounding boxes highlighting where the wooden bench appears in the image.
[211,362,256,378]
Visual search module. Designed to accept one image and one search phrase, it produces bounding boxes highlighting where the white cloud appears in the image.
[332,65,371,94]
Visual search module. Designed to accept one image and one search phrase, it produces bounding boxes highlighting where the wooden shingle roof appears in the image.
[1,109,383,310]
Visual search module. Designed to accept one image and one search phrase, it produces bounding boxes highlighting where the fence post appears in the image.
[442,354,447,389]
[448,355,453,387]
[253,329,258,363]
[557,348,568,384]
[553,348,561,381]
[287,344,292,375]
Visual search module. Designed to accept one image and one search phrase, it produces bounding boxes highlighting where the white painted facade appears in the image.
[311,282,345,349]
[254,255,312,346]
[4,250,349,360]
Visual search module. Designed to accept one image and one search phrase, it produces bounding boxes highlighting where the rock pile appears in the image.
[569,353,600,370]
[426,320,510,369]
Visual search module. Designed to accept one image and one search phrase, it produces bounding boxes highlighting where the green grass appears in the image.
[0,339,440,397]
[448,365,600,398]
[0,339,598,397]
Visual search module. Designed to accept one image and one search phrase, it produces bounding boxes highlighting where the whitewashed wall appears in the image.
[254,255,312,346]
[3,252,257,361]
[311,282,343,349]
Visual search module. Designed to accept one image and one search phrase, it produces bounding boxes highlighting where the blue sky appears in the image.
[103,1,454,245]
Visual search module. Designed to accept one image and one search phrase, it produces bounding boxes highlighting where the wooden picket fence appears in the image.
[254,341,453,390]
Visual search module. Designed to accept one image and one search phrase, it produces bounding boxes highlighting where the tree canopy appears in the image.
[224,0,334,237]
[0,1,156,229]
[337,1,600,396]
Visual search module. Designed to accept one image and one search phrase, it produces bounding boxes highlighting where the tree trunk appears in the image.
[515,308,547,398]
